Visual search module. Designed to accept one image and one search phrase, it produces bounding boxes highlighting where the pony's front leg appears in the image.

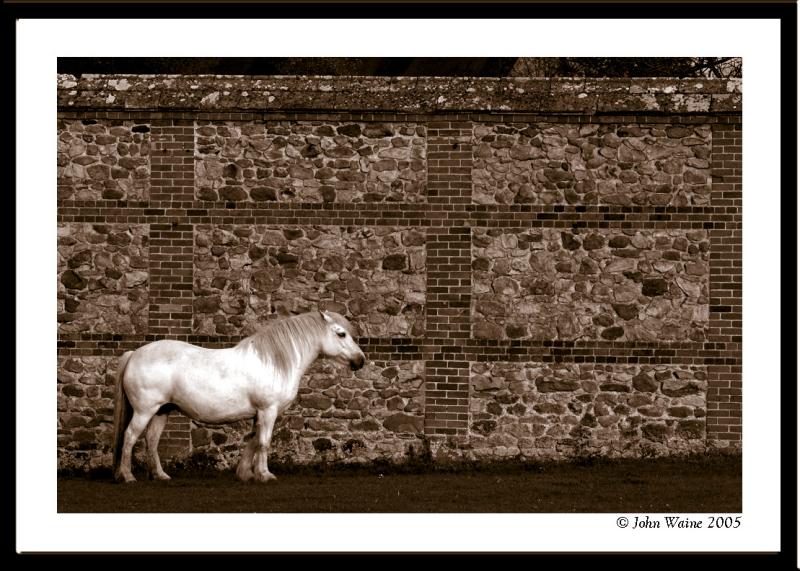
[252,406,279,483]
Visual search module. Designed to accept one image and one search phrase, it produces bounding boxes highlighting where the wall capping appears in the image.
[58,74,742,114]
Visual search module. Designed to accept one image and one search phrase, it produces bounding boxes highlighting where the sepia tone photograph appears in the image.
[54,55,745,516]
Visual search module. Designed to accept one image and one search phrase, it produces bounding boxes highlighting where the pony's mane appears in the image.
[239,312,326,378]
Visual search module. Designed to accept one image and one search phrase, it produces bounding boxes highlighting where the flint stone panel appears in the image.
[190,360,426,468]
[57,223,149,334]
[57,356,119,470]
[194,225,426,337]
[195,121,426,203]
[469,362,707,458]
[472,228,708,342]
[473,123,711,206]
[57,120,150,200]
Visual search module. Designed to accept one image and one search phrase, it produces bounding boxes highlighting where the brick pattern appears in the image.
[158,413,191,458]
[147,120,196,454]
[424,121,474,437]
[148,121,195,336]
[706,122,742,445]
[57,109,743,465]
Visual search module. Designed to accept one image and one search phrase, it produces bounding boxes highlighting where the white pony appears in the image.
[112,310,365,483]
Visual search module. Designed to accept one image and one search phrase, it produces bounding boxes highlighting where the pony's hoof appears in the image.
[236,466,254,482]
[253,471,277,483]
[114,469,136,483]
[153,473,171,481]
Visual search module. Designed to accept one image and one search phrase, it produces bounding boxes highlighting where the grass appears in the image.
[57,455,741,513]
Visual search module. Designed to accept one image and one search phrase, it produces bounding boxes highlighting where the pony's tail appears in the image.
[112,351,134,476]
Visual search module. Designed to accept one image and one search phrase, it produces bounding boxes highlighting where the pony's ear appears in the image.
[319,310,332,323]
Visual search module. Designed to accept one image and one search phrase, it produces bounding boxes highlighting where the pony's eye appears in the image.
[337,331,346,338]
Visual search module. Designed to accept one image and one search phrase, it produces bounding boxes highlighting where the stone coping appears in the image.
[58,75,742,114]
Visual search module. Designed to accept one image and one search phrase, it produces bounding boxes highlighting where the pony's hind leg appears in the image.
[117,408,158,483]
[145,409,172,481]
[235,432,258,482]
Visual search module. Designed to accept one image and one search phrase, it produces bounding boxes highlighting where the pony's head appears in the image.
[318,310,366,371]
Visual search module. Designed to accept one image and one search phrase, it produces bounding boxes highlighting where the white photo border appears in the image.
[18,17,781,553]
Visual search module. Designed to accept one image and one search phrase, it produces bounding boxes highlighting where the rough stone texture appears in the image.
[193,225,426,337]
[473,123,712,206]
[469,362,708,458]
[57,120,150,200]
[190,360,425,467]
[194,122,426,202]
[58,223,149,334]
[472,228,709,342]
[58,75,742,114]
[57,356,119,471]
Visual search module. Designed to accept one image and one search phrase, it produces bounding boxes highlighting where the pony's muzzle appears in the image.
[350,353,366,371]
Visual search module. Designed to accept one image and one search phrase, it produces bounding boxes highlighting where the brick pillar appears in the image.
[149,119,196,457]
[424,120,473,437]
[707,120,742,446]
